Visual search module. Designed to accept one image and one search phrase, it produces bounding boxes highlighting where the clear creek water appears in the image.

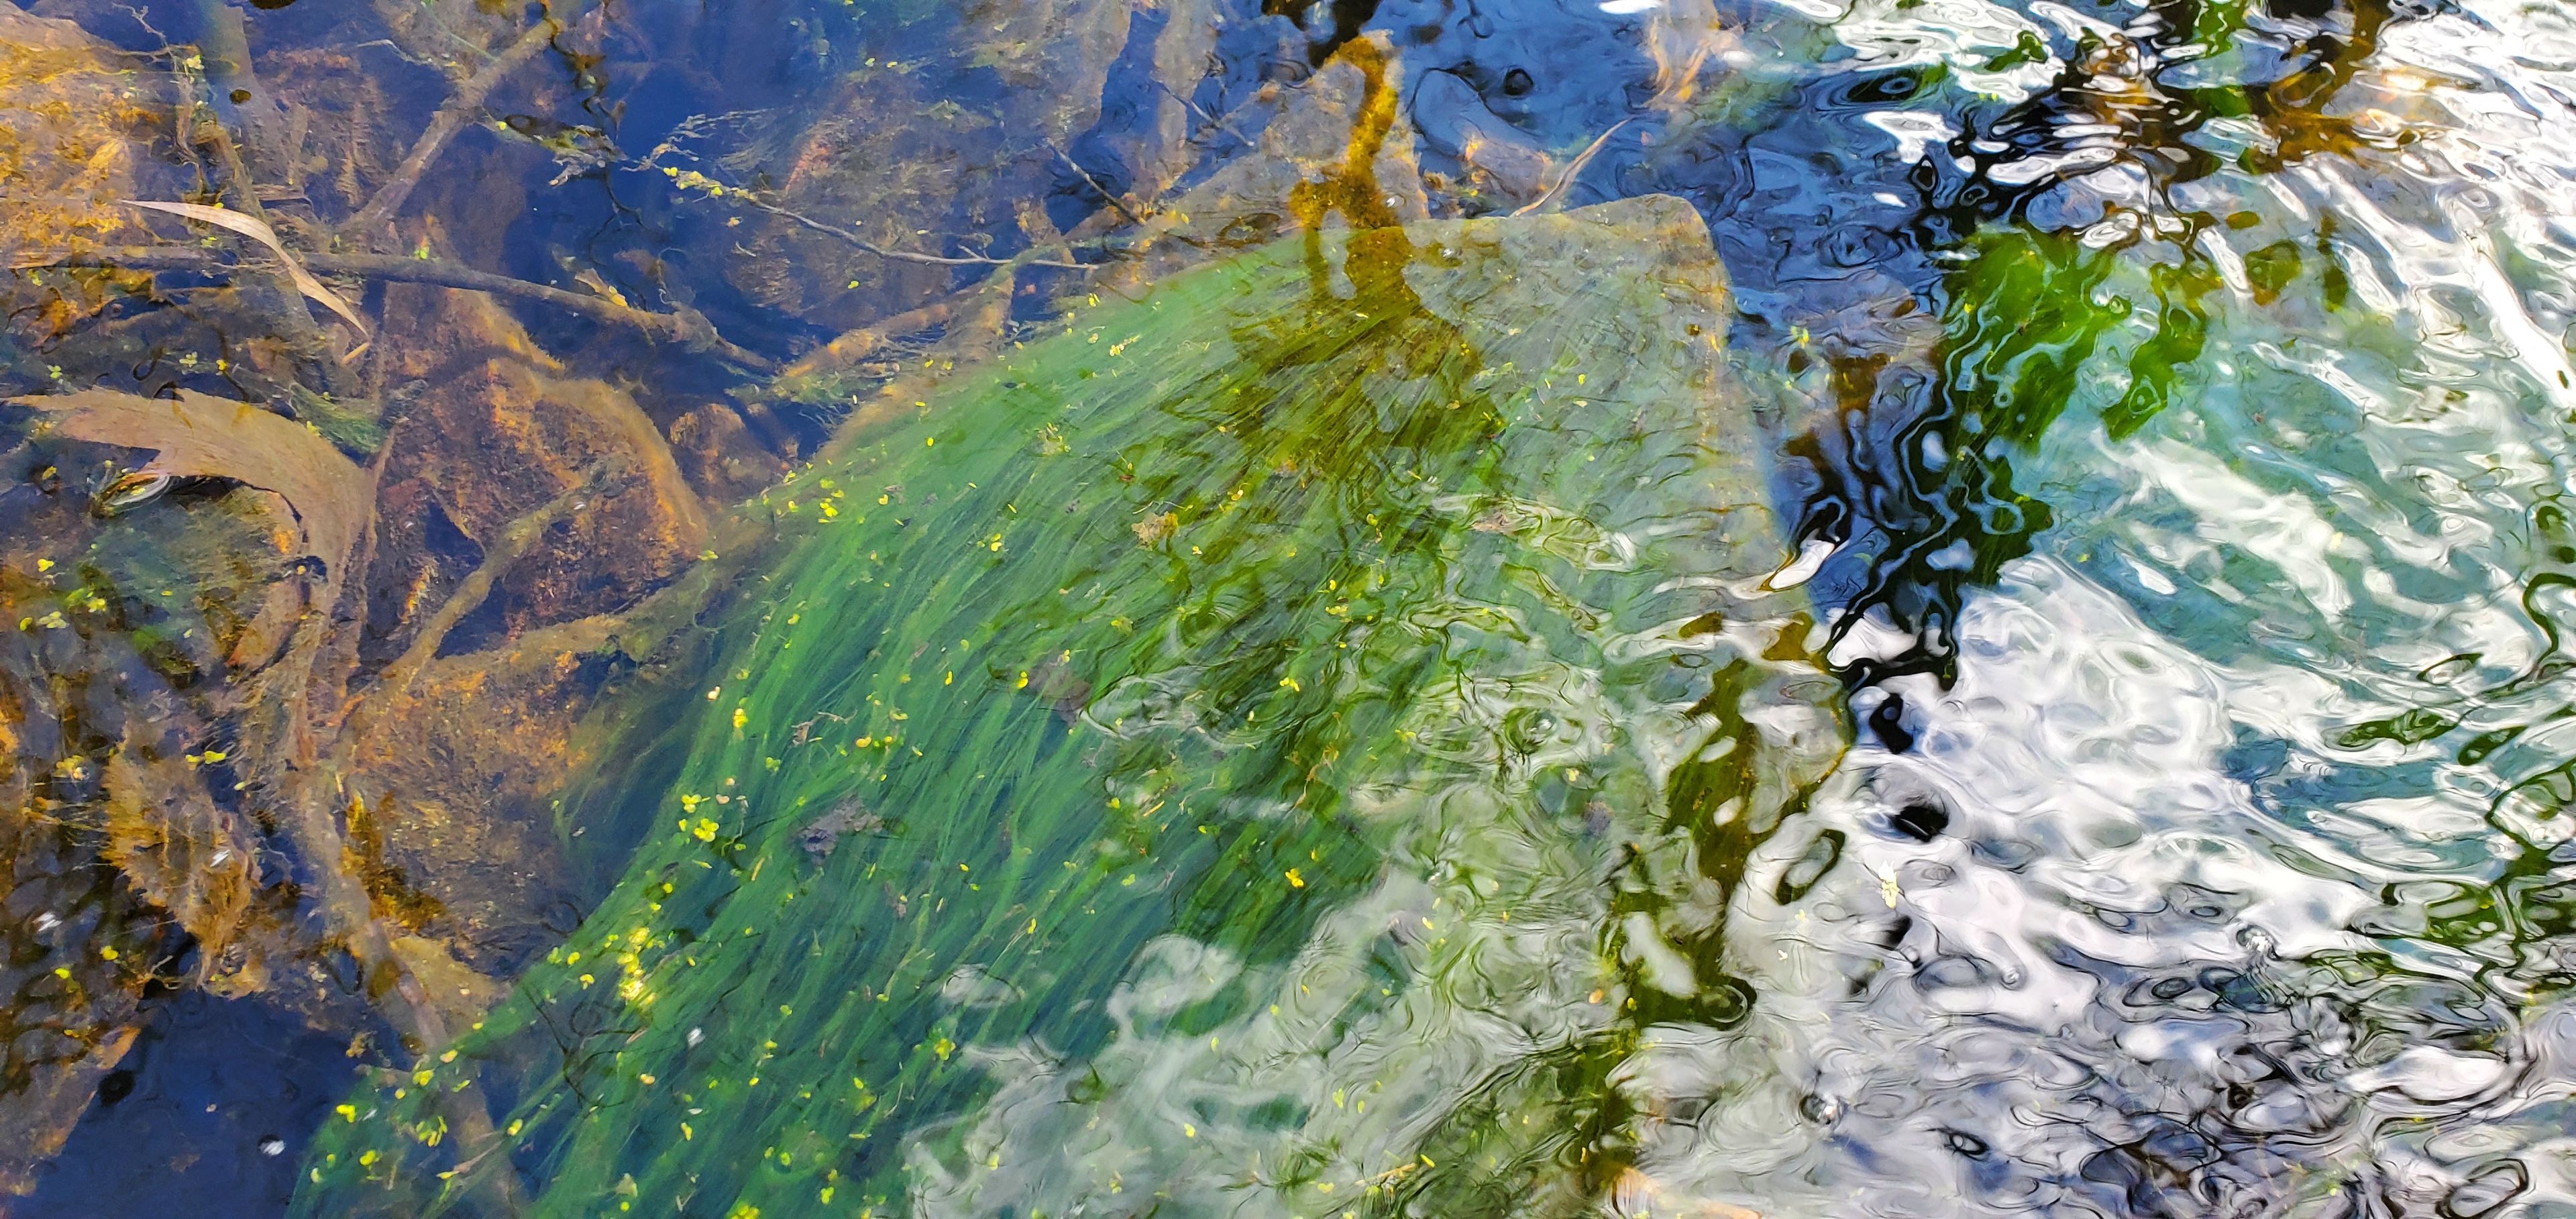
[1,0,2575,1214]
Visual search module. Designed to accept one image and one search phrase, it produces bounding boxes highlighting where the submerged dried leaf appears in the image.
[11,388,370,570]
[89,466,174,517]
[120,200,371,339]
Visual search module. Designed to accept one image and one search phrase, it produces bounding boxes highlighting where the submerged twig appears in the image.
[780,295,960,379]
[1044,140,1151,230]
[374,470,615,700]
[343,20,559,236]
[17,246,775,371]
[744,197,1092,270]
[816,236,1046,456]
[1154,78,1238,144]
[1513,119,1633,217]
[183,120,356,392]
[780,232,1071,381]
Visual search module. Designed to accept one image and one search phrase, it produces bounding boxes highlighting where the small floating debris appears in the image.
[798,799,882,860]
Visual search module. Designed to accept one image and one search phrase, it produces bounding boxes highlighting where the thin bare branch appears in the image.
[1513,119,1634,218]
[744,197,1093,270]
[374,470,613,699]
[19,246,775,371]
[342,19,558,236]
[1044,140,1152,229]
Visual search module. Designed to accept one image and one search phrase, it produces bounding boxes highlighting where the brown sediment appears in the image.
[0,1,159,341]
[340,792,445,933]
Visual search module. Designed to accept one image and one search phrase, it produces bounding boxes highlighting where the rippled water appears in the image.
[5,0,2576,1212]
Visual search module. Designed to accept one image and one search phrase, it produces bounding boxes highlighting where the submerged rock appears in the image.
[364,284,710,663]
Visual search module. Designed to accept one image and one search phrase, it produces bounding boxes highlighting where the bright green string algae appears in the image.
[294,196,1842,1218]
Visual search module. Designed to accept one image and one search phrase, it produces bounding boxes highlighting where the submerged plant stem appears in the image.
[744,197,1093,270]
[17,246,775,370]
[372,468,620,702]
[341,19,560,238]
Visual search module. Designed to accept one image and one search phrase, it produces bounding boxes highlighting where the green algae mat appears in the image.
[295,195,1843,1218]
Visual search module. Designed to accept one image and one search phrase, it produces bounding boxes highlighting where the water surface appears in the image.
[2,0,2575,1214]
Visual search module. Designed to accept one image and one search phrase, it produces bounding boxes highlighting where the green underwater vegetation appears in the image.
[294,196,1844,1218]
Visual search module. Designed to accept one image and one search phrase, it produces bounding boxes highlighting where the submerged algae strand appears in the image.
[294,197,1841,1218]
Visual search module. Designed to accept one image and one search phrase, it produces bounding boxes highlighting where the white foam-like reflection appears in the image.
[1624,558,2569,1217]
[928,0,2576,1212]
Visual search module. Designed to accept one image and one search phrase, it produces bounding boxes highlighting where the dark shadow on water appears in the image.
[20,992,356,1218]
